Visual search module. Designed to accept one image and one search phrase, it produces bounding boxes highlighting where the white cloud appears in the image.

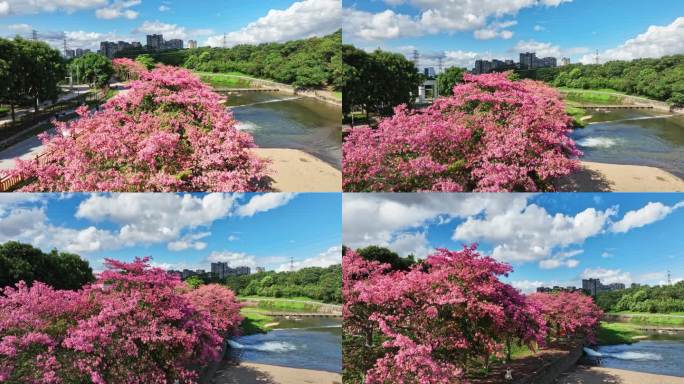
[453,204,617,263]
[227,235,239,242]
[206,251,257,269]
[388,231,432,259]
[474,20,516,40]
[134,20,186,39]
[610,201,684,233]
[511,279,545,292]
[344,0,571,41]
[538,249,583,269]
[159,5,170,12]
[236,193,296,217]
[534,25,545,32]
[581,268,632,285]
[0,0,107,15]
[512,40,589,59]
[276,246,341,272]
[167,232,210,251]
[95,0,140,20]
[7,23,32,33]
[601,251,613,258]
[205,0,341,47]
[581,17,684,64]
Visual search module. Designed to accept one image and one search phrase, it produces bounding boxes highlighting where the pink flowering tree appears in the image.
[528,291,603,343]
[343,246,547,384]
[343,72,581,192]
[112,58,148,81]
[5,66,270,191]
[0,257,242,383]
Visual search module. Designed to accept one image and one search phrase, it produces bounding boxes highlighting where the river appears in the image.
[583,331,684,377]
[222,90,342,170]
[227,316,342,373]
[571,109,684,178]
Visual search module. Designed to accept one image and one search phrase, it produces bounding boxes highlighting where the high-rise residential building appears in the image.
[539,57,557,68]
[582,278,601,296]
[146,34,164,50]
[423,67,436,78]
[520,52,537,69]
[210,262,251,279]
[188,40,198,49]
[65,49,75,59]
[561,57,571,66]
[165,39,183,50]
[99,41,119,58]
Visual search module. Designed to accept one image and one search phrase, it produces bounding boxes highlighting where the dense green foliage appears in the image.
[517,55,684,105]
[342,44,421,117]
[68,53,114,88]
[355,245,415,271]
[596,281,684,313]
[135,54,155,70]
[437,66,466,96]
[0,37,65,120]
[119,31,342,89]
[0,241,94,290]
[222,264,342,303]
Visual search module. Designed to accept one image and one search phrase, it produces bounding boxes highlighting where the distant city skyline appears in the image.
[0,0,341,52]
[0,193,342,274]
[343,0,684,71]
[343,194,684,293]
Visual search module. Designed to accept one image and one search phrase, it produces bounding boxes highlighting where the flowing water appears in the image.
[227,316,342,373]
[223,90,342,169]
[583,332,684,377]
[571,109,684,178]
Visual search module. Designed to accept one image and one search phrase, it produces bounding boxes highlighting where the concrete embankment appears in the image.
[210,363,342,384]
[227,76,341,107]
[514,344,584,384]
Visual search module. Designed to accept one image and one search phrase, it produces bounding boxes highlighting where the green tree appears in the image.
[70,53,113,88]
[436,66,465,96]
[356,245,415,271]
[185,275,204,289]
[0,241,94,290]
[135,54,155,70]
[15,38,65,112]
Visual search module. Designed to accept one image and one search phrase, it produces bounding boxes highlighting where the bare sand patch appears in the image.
[253,148,341,192]
[555,161,684,192]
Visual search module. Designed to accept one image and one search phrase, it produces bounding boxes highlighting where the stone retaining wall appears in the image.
[514,344,584,384]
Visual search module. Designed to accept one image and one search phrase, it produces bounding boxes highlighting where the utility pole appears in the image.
[63,32,68,57]
[437,55,444,74]
[222,33,226,49]
[412,49,420,71]
[31,29,38,41]
[668,270,672,285]
[595,49,600,65]
[290,256,294,272]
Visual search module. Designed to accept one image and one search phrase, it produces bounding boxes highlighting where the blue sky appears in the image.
[0,193,341,273]
[343,0,684,70]
[0,0,340,50]
[343,193,684,292]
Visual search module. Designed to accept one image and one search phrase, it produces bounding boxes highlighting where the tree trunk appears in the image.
[34,97,39,113]
[506,337,512,362]
[10,103,15,123]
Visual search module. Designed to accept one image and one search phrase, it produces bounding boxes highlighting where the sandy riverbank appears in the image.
[253,148,341,192]
[555,161,684,192]
[211,362,341,384]
[556,366,684,383]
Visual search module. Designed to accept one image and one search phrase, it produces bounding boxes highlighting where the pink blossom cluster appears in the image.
[343,246,547,383]
[112,58,147,81]
[5,66,270,191]
[0,257,242,383]
[343,72,581,192]
[528,291,603,343]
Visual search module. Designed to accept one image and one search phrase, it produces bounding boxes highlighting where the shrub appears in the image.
[5,66,270,191]
[0,257,242,383]
[343,72,581,192]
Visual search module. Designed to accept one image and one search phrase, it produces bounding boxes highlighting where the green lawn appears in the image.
[608,312,684,326]
[240,308,275,335]
[558,88,626,105]
[566,105,587,127]
[238,295,323,303]
[597,322,646,345]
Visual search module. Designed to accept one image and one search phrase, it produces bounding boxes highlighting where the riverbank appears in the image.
[554,161,684,192]
[253,148,341,192]
[555,366,684,384]
[195,71,341,107]
[211,362,341,384]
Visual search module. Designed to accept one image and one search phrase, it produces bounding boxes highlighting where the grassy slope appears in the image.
[597,322,645,345]
[240,307,275,335]
[608,312,684,326]
[193,71,254,88]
